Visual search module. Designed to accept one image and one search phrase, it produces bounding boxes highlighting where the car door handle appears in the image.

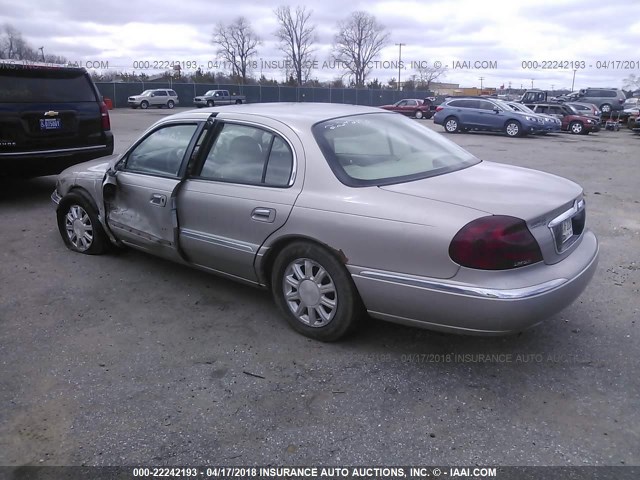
[150,193,167,207]
[251,207,276,223]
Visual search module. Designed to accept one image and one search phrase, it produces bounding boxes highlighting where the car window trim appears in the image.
[191,119,297,188]
[120,121,205,179]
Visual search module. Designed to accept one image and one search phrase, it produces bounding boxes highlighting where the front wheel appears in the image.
[569,121,584,134]
[271,242,363,341]
[206,100,214,107]
[57,191,109,255]
[167,100,175,109]
[504,120,522,137]
[414,110,424,119]
[444,116,460,133]
[600,104,612,114]
[140,101,149,109]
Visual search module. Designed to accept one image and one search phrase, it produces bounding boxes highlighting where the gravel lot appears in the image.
[1,107,638,467]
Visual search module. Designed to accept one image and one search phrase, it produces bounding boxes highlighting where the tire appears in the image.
[271,241,363,342]
[206,100,214,107]
[600,104,612,114]
[444,116,459,133]
[569,121,584,135]
[504,120,522,137]
[57,191,109,255]
[167,100,175,109]
[414,110,424,119]
[140,101,149,110]
[235,99,242,104]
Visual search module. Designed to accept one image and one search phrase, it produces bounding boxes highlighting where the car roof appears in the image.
[0,59,87,74]
[163,103,387,128]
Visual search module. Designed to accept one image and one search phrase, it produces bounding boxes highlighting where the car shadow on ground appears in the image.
[0,175,57,203]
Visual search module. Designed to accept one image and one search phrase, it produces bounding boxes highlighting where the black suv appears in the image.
[0,61,114,177]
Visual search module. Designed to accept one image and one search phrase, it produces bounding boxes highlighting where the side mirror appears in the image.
[103,170,118,201]
[493,107,500,113]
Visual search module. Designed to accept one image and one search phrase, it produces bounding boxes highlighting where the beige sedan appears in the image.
[52,104,598,341]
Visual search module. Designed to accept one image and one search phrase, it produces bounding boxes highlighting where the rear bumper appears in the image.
[0,133,114,177]
[350,230,599,335]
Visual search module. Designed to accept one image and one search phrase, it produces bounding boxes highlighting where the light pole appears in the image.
[571,69,577,91]
[395,43,405,91]
[479,76,484,90]
[39,47,45,62]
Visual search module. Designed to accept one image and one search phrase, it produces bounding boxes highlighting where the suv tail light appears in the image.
[435,106,444,112]
[100,101,111,131]
[449,215,543,270]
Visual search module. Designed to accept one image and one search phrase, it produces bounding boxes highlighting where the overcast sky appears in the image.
[1,0,640,90]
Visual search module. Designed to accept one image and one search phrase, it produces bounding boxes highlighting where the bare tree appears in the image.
[414,63,447,91]
[274,6,316,85]
[332,11,389,87]
[212,17,260,83]
[1,24,66,63]
[623,74,640,92]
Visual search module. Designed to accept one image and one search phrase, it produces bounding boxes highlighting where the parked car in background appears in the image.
[622,97,640,110]
[567,102,601,121]
[505,101,562,134]
[526,103,600,135]
[433,97,544,137]
[0,60,113,177]
[51,103,598,341]
[193,90,245,107]
[127,89,179,109]
[562,88,626,113]
[379,99,433,119]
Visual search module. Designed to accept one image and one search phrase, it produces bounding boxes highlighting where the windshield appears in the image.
[312,113,480,187]
[205,90,216,96]
[140,90,154,96]
[565,105,580,115]
[509,103,534,113]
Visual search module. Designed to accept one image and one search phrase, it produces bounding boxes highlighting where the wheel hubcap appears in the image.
[283,258,337,328]
[507,124,518,136]
[446,120,457,131]
[65,205,93,251]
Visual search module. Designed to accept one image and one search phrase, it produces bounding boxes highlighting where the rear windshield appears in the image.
[0,68,97,103]
[312,113,480,187]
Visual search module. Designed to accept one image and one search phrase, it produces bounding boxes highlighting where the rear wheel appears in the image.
[444,116,460,133]
[271,242,363,341]
[167,100,175,109]
[235,99,242,104]
[57,191,109,255]
[140,100,149,109]
[505,120,522,137]
[415,110,424,119]
[569,121,584,134]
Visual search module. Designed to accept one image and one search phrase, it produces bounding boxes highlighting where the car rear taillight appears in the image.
[449,215,543,270]
[619,99,625,104]
[100,101,111,130]
[435,106,444,112]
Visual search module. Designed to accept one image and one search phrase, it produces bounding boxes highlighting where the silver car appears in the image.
[127,89,179,109]
[52,104,599,341]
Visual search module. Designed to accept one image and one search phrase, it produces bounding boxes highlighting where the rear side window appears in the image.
[199,123,293,187]
[168,90,177,96]
[0,68,97,103]
[448,99,478,108]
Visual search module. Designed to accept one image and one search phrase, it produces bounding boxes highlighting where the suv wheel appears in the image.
[415,110,424,119]
[207,100,214,107]
[569,121,584,134]
[140,100,149,109]
[167,100,175,109]
[600,104,612,114]
[444,116,460,133]
[505,120,522,137]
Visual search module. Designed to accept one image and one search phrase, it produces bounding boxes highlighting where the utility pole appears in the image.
[571,69,577,91]
[39,47,45,62]
[479,76,484,90]
[531,79,534,88]
[395,43,406,91]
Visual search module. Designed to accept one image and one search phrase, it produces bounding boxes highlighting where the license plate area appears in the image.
[549,199,586,253]
[40,118,62,131]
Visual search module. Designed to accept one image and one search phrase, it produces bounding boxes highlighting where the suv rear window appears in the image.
[0,68,97,103]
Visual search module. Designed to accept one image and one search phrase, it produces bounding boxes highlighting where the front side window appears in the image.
[126,124,198,176]
[154,91,168,96]
[199,123,293,187]
[313,113,480,187]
